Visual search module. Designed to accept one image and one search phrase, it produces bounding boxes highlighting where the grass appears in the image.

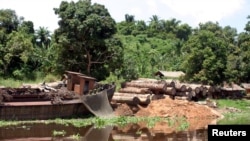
[0,78,22,88]
[52,130,66,136]
[0,74,60,88]
[216,99,250,124]
[0,116,189,131]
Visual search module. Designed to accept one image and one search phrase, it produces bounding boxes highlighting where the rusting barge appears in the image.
[0,71,115,120]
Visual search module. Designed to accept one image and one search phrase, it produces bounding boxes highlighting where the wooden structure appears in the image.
[65,71,96,95]
[155,70,185,79]
[241,83,250,93]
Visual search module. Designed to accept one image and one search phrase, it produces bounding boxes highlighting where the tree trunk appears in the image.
[123,82,167,92]
[118,87,151,94]
[175,83,187,92]
[112,95,140,105]
[175,96,188,100]
[164,87,176,95]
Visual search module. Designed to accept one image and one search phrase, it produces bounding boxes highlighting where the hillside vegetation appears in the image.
[1,1,250,87]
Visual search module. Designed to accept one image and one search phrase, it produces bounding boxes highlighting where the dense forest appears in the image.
[1,0,250,85]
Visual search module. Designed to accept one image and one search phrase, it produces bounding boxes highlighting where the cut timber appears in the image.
[164,87,176,95]
[175,96,188,100]
[114,92,151,99]
[136,78,175,87]
[187,91,195,101]
[175,83,187,92]
[187,84,201,94]
[187,87,192,92]
[112,95,140,105]
[204,85,215,93]
[201,87,208,97]
[118,87,151,94]
[175,92,186,96]
[164,79,176,87]
[123,82,167,92]
[151,94,165,100]
[113,93,151,105]
[138,97,151,105]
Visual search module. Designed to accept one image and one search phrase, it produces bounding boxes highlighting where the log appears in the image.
[208,86,215,93]
[201,87,208,97]
[186,87,192,92]
[123,82,167,92]
[151,94,165,100]
[113,92,151,105]
[187,91,194,101]
[112,95,140,105]
[175,96,188,100]
[114,92,151,99]
[136,78,175,87]
[138,97,151,105]
[175,92,186,96]
[175,83,187,92]
[187,84,201,94]
[118,87,151,94]
[164,87,176,95]
[164,79,176,87]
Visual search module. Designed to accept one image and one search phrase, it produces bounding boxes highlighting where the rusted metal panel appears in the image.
[74,84,81,95]
[0,100,89,120]
[79,75,96,95]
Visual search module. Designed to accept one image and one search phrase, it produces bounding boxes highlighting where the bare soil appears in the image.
[113,96,223,131]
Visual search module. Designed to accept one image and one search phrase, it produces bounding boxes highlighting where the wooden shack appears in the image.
[241,83,250,94]
[219,83,245,99]
[65,71,96,95]
[155,70,185,79]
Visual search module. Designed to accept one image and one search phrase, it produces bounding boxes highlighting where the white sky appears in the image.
[0,0,249,33]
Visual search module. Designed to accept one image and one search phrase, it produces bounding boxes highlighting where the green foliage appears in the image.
[53,0,122,80]
[52,130,66,136]
[71,133,81,140]
[44,74,60,82]
[1,6,250,86]
[0,78,22,87]
[216,99,250,124]
[181,22,229,85]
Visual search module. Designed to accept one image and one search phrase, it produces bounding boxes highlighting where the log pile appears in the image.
[113,78,246,105]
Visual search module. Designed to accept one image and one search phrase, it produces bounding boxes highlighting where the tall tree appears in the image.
[181,22,228,85]
[237,16,250,82]
[125,14,135,23]
[0,9,19,34]
[35,26,51,49]
[54,0,123,79]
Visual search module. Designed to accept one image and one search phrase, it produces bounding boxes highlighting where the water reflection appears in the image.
[111,123,208,141]
[0,123,208,141]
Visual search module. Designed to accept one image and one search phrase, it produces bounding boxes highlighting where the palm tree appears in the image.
[125,14,135,23]
[35,26,51,49]
[162,18,181,33]
[149,15,162,30]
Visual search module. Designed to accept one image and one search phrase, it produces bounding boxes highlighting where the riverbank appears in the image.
[113,96,223,131]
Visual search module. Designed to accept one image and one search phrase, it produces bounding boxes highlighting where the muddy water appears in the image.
[0,123,208,141]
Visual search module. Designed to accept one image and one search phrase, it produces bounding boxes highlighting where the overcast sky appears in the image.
[0,0,249,33]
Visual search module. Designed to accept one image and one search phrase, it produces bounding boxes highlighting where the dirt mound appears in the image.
[135,96,221,119]
[114,96,221,120]
[114,96,221,119]
[113,96,222,131]
[112,102,139,116]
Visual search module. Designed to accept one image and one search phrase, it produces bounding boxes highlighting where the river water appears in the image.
[0,122,208,141]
